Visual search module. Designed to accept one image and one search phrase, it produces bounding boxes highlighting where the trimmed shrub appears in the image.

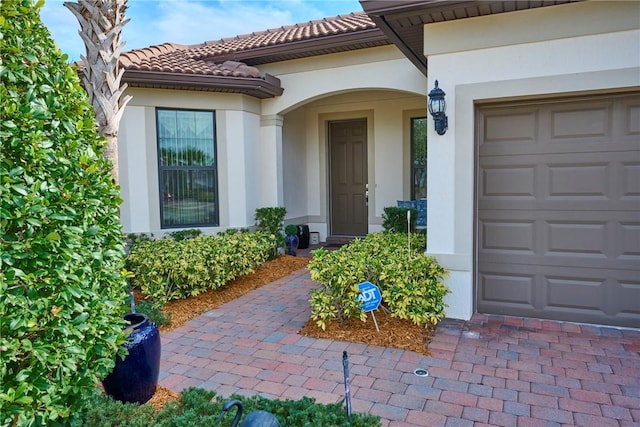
[79,387,381,426]
[254,207,286,257]
[382,206,417,232]
[126,231,276,307]
[167,228,202,241]
[308,233,449,329]
[0,1,128,425]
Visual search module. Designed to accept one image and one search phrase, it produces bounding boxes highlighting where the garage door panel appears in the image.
[479,270,535,306]
[481,166,536,198]
[546,221,607,257]
[479,265,640,327]
[480,99,638,156]
[623,102,640,135]
[482,109,537,144]
[477,93,640,327]
[550,104,610,140]
[622,162,640,199]
[545,276,606,312]
[619,279,640,317]
[620,222,640,260]
[480,216,639,270]
[547,163,608,199]
[481,220,535,254]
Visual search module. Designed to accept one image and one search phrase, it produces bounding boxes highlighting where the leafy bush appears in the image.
[382,206,417,232]
[308,233,449,330]
[79,387,381,426]
[0,1,128,424]
[127,231,276,307]
[284,224,298,236]
[254,207,286,257]
[167,228,202,241]
[134,301,172,327]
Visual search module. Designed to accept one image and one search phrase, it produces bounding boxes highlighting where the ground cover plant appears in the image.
[0,0,128,424]
[308,232,450,330]
[80,387,381,427]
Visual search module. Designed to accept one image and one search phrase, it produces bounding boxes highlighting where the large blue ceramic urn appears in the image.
[102,312,161,404]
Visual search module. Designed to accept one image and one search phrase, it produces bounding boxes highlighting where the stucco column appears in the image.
[259,114,284,207]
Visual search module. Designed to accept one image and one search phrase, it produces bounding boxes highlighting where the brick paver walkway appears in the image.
[159,268,640,426]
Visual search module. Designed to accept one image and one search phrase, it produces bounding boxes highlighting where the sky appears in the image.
[40,0,364,62]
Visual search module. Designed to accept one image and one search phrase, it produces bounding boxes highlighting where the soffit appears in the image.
[360,0,581,75]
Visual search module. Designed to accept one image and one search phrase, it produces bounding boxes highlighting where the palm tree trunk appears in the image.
[64,0,132,184]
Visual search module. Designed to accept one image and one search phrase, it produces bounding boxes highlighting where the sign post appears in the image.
[357,281,382,332]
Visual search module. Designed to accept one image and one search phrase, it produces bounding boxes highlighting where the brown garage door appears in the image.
[476,92,640,328]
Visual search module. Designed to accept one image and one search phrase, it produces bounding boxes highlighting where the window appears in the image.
[156,109,218,228]
[411,117,427,199]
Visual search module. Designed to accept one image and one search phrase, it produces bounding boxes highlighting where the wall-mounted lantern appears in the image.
[428,80,448,135]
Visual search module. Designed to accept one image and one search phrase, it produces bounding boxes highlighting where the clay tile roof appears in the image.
[186,11,378,60]
[119,11,387,98]
[121,46,263,78]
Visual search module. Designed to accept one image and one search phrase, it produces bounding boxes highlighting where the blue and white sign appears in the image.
[357,281,381,312]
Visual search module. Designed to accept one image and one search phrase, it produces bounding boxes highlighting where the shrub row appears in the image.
[308,232,450,330]
[80,387,381,426]
[127,230,277,307]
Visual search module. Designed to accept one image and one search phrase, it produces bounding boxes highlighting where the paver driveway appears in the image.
[159,268,640,426]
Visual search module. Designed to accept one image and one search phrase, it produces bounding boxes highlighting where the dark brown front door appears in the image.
[329,119,368,236]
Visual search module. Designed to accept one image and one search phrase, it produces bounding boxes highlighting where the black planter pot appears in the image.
[297,225,310,249]
[102,313,161,404]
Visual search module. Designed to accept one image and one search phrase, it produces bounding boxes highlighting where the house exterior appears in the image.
[116,0,639,327]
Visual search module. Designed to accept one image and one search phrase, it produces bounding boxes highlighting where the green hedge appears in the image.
[127,231,277,307]
[1,1,128,425]
[308,232,449,329]
[79,387,381,426]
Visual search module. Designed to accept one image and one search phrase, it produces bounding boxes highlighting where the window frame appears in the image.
[155,108,219,229]
[410,116,428,200]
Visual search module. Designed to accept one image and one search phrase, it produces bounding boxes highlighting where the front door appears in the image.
[329,119,368,236]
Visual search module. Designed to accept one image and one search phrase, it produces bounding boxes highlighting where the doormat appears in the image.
[323,243,345,248]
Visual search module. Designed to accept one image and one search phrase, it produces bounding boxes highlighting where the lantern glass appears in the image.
[428,97,445,115]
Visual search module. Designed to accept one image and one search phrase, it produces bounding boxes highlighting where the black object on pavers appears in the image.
[297,225,310,249]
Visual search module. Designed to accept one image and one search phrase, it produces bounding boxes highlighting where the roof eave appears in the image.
[122,70,284,99]
[365,14,426,75]
[198,27,389,64]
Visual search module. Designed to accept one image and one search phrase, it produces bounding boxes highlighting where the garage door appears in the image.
[477,93,640,328]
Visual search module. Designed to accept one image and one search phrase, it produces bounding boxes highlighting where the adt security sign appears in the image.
[357,281,381,312]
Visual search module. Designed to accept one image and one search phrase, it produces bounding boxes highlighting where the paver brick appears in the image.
[424,400,463,417]
[530,405,573,423]
[530,382,569,397]
[488,411,517,427]
[443,417,473,427]
[406,410,446,427]
[461,406,490,423]
[558,397,602,416]
[433,377,469,393]
[503,400,530,417]
[370,403,409,422]
[388,393,425,410]
[568,388,612,405]
[519,391,558,408]
[600,404,632,420]
[573,412,619,427]
[440,390,478,407]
